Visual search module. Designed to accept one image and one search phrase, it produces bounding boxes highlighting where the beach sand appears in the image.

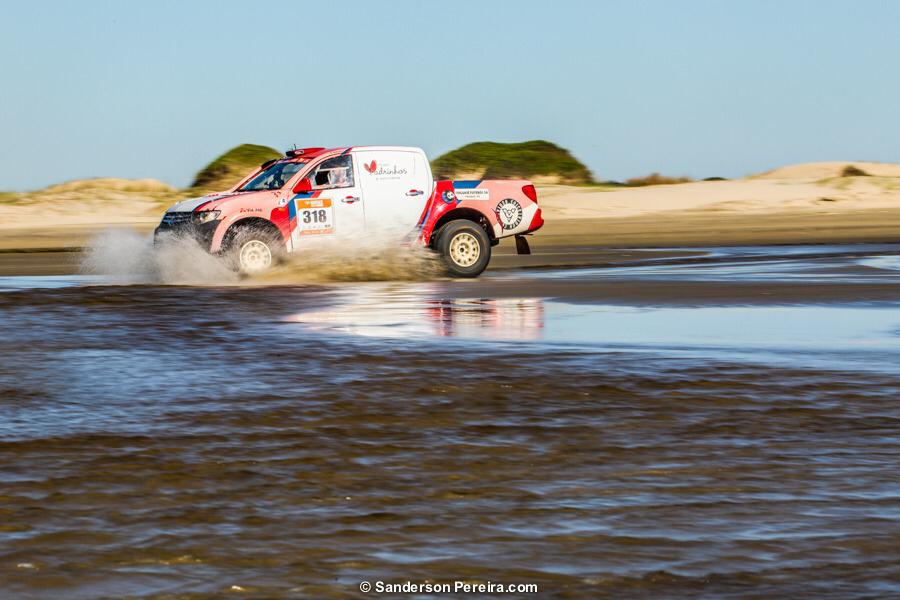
[2,163,899,275]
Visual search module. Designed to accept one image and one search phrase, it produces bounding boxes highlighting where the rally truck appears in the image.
[154,146,544,277]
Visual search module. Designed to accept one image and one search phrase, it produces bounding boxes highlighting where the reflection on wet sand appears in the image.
[288,288,545,341]
[426,298,544,339]
[283,274,900,373]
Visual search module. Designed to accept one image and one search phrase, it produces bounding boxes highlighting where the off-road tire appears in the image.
[435,220,491,278]
[227,226,284,275]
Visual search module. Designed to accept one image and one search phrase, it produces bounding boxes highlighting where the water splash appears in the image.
[80,228,441,285]
[255,237,441,284]
[80,229,237,285]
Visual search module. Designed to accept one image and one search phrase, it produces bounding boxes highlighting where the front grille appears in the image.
[161,212,192,226]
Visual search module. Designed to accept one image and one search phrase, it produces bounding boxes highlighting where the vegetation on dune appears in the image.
[586,180,628,188]
[0,191,27,205]
[625,172,693,187]
[2,140,748,205]
[432,141,717,187]
[431,140,594,184]
[0,144,282,206]
[3,178,186,210]
[818,175,900,191]
[841,164,870,177]
[42,178,177,194]
[190,143,281,192]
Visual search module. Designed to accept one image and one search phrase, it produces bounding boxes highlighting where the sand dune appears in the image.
[752,161,900,179]
[1,163,899,250]
[538,177,900,220]
[0,177,182,231]
[42,178,177,194]
[539,161,900,220]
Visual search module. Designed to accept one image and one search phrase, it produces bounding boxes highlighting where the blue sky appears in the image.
[2,0,899,190]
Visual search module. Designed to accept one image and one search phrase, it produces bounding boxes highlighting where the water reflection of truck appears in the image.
[287,295,545,341]
[155,146,544,277]
[426,298,544,340]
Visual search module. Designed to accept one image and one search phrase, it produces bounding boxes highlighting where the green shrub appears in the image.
[431,140,593,184]
[625,173,692,187]
[841,164,870,177]
[191,144,281,192]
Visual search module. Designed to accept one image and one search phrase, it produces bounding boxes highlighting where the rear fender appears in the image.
[419,181,497,245]
[429,208,495,247]
[419,179,541,244]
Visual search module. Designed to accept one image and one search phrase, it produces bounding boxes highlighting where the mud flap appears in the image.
[515,235,531,255]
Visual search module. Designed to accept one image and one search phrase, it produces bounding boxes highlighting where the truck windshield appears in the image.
[238,160,307,191]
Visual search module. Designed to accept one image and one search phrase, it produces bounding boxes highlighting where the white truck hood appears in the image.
[166,192,242,213]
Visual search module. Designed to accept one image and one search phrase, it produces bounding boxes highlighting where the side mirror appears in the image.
[292,178,313,194]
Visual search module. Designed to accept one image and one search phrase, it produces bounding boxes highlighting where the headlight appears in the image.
[192,210,221,224]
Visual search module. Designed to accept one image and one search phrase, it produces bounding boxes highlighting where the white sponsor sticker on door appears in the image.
[454,188,490,201]
[296,198,334,235]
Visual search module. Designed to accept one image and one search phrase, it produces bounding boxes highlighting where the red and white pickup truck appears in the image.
[155,146,543,277]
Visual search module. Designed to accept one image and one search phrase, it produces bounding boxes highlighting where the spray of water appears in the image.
[81,228,442,285]
[255,235,441,284]
[81,229,238,285]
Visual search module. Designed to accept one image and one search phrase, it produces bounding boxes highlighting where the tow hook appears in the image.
[515,235,531,255]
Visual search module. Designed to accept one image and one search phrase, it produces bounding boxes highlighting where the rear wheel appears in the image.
[435,220,491,277]
[227,227,283,274]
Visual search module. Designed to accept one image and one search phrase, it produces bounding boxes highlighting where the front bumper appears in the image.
[153,220,220,251]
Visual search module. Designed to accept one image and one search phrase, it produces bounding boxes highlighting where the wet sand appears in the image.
[533,210,900,248]
[0,242,698,277]
[4,205,900,276]
[0,250,82,277]
[2,246,900,598]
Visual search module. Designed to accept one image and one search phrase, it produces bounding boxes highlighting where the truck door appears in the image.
[291,154,365,245]
[354,149,432,236]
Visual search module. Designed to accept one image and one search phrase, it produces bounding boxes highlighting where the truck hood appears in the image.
[166,190,270,212]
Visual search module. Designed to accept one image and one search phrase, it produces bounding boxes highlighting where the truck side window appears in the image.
[311,155,354,189]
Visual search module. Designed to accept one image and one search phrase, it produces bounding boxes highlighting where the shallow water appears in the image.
[286,287,900,374]
[2,246,900,598]
[523,245,900,284]
[0,275,102,292]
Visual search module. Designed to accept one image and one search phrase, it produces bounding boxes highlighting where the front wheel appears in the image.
[435,220,491,278]
[227,227,283,274]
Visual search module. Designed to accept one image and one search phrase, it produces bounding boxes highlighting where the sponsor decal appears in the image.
[295,198,334,235]
[496,198,523,230]
[239,207,262,213]
[454,188,490,201]
[362,158,408,178]
[441,190,457,204]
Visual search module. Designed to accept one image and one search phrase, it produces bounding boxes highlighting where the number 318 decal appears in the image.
[302,209,328,224]
[296,198,334,235]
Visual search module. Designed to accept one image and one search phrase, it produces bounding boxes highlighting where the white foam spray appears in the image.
[81,229,238,285]
[81,228,442,285]
[255,234,441,284]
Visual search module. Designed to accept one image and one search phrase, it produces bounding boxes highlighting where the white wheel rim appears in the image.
[449,232,481,267]
[239,240,272,273]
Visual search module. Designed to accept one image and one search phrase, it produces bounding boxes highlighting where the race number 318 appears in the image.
[296,198,334,235]
[303,209,328,224]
